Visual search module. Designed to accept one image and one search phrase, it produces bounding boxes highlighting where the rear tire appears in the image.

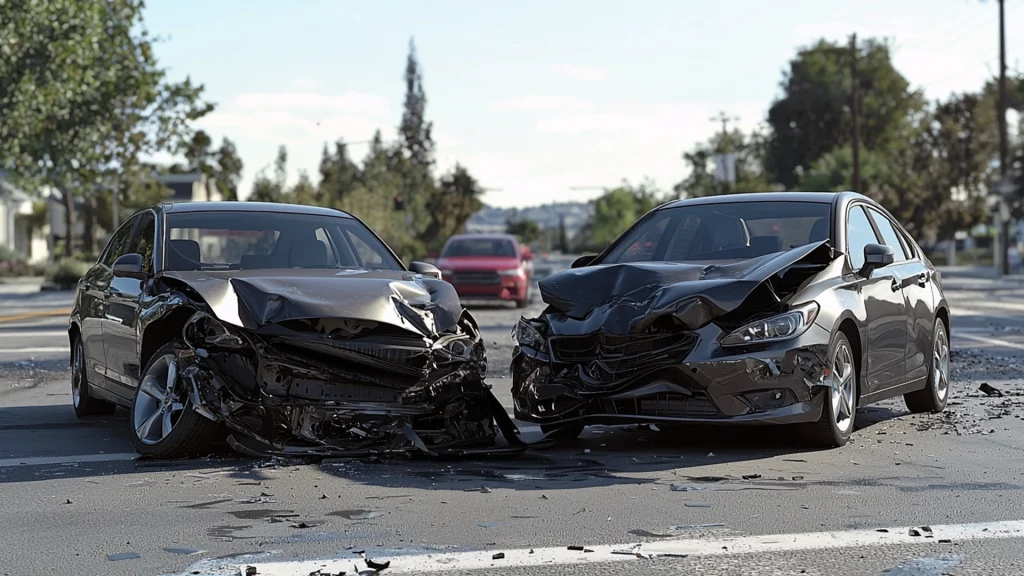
[541,422,585,440]
[904,319,950,414]
[71,335,117,418]
[130,341,220,459]
[799,331,857,448]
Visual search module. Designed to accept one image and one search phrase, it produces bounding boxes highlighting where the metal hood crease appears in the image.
[149,269,519,458]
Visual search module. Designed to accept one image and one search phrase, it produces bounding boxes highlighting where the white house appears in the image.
[0,176,49,264]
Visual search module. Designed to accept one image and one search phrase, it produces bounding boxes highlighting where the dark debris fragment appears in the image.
[492,552,505,560]
[365,558,391,571]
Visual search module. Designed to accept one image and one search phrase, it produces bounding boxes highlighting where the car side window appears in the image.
[100,219,137,268]
[345,229,385,267]
[314,227,339,266]
[846,206,878,270]
[866,208,910,262]
[132,212,156,274]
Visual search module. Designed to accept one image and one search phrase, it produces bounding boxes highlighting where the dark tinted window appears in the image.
[100,219,137,267]
[846,206,878,270]
[164,211,402,271]
[133,212,156,274]
[866,208,909,261]
[600,201,831,264]
[442,238,517,258]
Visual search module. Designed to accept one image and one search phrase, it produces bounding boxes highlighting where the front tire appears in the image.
[800,331,858,448]
[131,341,220,459]
[904,319,950,414]
[71,335,116,418]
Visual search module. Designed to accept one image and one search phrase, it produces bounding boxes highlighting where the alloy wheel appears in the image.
[831,341,856,434]
[133,354,185,445]
[71,341,84,409]
[933,325,950,402]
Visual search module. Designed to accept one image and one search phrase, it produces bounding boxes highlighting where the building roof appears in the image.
[0,177,30,203]
[156,173,204,184]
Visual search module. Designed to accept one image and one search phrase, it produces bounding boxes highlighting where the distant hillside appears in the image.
[466,201,594,236]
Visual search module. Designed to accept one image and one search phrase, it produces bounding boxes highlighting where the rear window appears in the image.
[441,238,517,258]
[601,201,832,264]
[164,210,402,272]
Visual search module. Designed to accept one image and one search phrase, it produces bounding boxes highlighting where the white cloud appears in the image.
[490,95,597,113]
[233,91,388,115]
[551,64,607,82]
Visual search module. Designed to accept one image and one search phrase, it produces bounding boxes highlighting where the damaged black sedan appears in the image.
[512,192,951,447]
[69,202,513,459]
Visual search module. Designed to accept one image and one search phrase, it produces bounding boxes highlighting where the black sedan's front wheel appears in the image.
[800,331,858,448]
[904,319,950,414]
[131,341,220,458]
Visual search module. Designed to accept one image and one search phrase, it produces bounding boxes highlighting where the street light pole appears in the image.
[997,0,1011,275]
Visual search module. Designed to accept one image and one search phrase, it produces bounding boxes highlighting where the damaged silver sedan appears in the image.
[512,192,951,447]
[68,202,520,459]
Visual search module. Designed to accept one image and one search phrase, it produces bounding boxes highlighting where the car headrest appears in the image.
[289,238,327,268]
[809,218,830,242]
[166,239,201,271]
[749,235,782,254]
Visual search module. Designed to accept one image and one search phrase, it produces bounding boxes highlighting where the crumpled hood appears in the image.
[161,269,462,337]
[538,241,836,335]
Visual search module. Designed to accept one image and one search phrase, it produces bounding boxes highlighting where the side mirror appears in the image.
[410,261,442,279]
[859,243,894,278]
[112,253,146,280]
[571,255,596,269]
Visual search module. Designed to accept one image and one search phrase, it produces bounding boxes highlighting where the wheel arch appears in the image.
[67,320,82,366]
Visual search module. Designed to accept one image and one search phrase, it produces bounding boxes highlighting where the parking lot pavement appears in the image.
[2,274,1024,574]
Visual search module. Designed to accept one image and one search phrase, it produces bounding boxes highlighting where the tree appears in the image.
[577,180,663,251]
[506,218,542,245]
[765,38,924,189]
[399,38,435,170]
[287,170,318,205]
[675,128,775,198]
[423,164,484,252]
[249,145,288,203]
[215,138,244,201]
[318,139,360,206]
[0,0,213,257]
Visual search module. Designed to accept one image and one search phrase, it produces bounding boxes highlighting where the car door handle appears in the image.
[917,273,929,287]
[891,278,901,292]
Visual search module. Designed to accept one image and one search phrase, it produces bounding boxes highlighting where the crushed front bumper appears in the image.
[511,322,834,427]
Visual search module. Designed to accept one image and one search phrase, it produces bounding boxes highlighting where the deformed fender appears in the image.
[538,241,837,335]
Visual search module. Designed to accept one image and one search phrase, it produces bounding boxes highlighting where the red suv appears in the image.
[436,233,532,308]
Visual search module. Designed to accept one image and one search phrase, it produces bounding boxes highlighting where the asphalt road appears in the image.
[2,271,1024,575]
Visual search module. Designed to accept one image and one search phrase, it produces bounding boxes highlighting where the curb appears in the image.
[0,308,72,325]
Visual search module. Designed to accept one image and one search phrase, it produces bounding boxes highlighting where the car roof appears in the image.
[658,191,867,210]
[160,201,353,218]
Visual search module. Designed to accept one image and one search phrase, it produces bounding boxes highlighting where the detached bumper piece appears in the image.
[177,310,547,459]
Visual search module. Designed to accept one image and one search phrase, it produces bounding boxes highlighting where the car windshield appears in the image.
[600,201,831,264]
[164,210,403,272]
[441,237,517,258]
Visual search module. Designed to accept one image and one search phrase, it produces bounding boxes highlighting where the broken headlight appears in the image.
[512,318,545,350]
[721,302,819,347]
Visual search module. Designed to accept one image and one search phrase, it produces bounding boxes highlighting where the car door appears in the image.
[86,219,136,393]
[865,207,933,386]
[101,212,148,399]
[845,204,909,393]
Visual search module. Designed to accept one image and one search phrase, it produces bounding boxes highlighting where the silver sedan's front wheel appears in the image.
[800,331,858,448]
[130,340,220,458]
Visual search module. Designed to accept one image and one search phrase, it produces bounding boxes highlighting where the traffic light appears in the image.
[394,195,405,211]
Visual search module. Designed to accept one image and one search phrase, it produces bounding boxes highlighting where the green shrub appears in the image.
[0,246,31,277]
[46,259,91,288]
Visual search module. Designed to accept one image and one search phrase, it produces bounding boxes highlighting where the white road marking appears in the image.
[0,330,68,339]
[0,346,69,354]
[174,519,1024,575]
[0,452,138,468]
[953,332,1024,351]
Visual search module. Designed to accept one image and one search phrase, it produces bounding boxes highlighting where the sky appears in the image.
[144,0,1024,208]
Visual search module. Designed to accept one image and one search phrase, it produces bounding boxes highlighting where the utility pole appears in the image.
[850,33,862,193]
[997,0,1011,275]
[710,111,739,143]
